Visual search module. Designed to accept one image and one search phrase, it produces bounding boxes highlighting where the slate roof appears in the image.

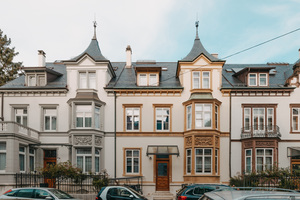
[64,39,108,62]
[222,63,294,89]
[179,32,224,62]
[106,62,183,90]
[0,62,67,90]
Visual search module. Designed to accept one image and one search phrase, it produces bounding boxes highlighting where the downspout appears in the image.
[1,92,3,121]
[114,91,117,178]
[229,91,232,178]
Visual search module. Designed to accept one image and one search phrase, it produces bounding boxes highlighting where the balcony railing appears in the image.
[0,121,39,140]
[241,125,281,139]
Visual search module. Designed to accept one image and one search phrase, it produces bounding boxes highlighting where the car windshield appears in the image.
[48,189,74,199]
[127,187,144,198]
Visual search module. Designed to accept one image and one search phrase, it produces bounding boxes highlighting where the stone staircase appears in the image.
[152,191,174,200]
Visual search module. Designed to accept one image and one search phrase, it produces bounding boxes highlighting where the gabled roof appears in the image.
[64,38,108,62]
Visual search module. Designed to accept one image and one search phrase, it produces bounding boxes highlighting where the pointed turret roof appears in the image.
[64,21,108,62]
[180,21,223,62]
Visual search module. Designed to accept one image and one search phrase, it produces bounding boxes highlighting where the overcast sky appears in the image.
[1,0,300,66]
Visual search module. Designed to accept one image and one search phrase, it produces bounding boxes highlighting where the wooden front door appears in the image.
[44,150,57,188]
[156,158,169,191]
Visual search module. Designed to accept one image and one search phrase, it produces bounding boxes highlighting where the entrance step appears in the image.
[152,191,174,200]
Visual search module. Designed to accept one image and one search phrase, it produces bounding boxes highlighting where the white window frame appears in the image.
[215,105,218,129]
[215,149,218,174]
[29,148,35,172]
[0,143,6,172]
[28,74,36,86]
[245,149,252,173]
[186,105,192,130]
[79,71,96,89]
[125,149,140,174]
[256,148,273,172]
[253,108,265,131]
[259,73,268,86]
[195,104,212,129]
[186,149,192,174]
[192,71,201,89]
[202,71,210,89]
[195,148,212,174]
[95,106,100,130]
[19,146,26,173]
[244,108,251,132]
[149,74,158,86]
[126,108,140,131]
[15,108,28,126]
[155,108,170,131]
[44,108,57,131]
[292,107,300,132]
[267,108,274,131]
[248,73,257,86]
[139,74,147,86]
[192,71,210,89]
[76,105,92,128]
[76,148,92,173]
[95,149,100,173]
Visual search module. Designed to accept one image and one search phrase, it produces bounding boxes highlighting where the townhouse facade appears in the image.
[0,22,299,197]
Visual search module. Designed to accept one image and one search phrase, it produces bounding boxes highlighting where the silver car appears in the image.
[0,187,81,200]
[199,188,300,200]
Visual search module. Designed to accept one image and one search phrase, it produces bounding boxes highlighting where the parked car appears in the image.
[176,184,231,200]
[0,187,81,200]
[96,186,147,200]
[198,187,300,200]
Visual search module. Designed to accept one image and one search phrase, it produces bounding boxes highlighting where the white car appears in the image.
[96,186,147,200]
[0,187,81,200]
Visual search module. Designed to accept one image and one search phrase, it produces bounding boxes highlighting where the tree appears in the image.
[0,29,22,86]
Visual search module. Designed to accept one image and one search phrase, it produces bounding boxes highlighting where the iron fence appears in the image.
[15,173,143,194]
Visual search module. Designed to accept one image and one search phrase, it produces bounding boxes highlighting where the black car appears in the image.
[176,184,230,200]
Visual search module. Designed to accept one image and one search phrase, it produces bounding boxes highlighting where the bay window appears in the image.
[76,105,92,128]
[19,146,26,172]
[186,149,192,174]
[256,148,273,172]
[29,148,35,172]
[245,149,252,173]
[195,148,212,174]
[187,105,192,130]
[195,104,212,128]
[76,148,92,173]
[0,143,6,171]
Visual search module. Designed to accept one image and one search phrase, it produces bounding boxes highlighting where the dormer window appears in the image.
[27,74,46,86]
[137,73,158,86]
[248,73,268,86]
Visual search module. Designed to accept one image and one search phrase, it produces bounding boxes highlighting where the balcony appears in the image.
[241,125,281,139]
[0,121,39,140]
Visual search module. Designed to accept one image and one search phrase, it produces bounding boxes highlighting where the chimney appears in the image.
[38,50,46,67]
[125,45,132,68]
[212,53,218,59]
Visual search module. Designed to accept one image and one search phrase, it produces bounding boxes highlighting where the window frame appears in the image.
[19,146,26,173]
[186,149,192,174]
[215,149,218,175]
[29,148,35,172]
[95,148,100,173]
[245,149,252,173]
[195,104,212,129]
[248,73,257,86]
[44,108,57,131]
[15,108,28,126]
[123,105,142,132]
[192,71,211,89]
[291,106,300,133]
[0,143,6,172]
[256,148,273,172]
[124,149,141,175]
[186,105,192,130]
[76,148,92,173]
[79,71,96,89]
[259,73,268,86]
[154,106,171,132]
[137,73,159,86]
[195,148,212,174]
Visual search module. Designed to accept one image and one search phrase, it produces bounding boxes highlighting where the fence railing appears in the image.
[15,173,143,194]
[0,121,39,140]
[241,125,281,139]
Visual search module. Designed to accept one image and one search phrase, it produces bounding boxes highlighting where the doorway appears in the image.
[43,150,57,188]
[156,155,169,191]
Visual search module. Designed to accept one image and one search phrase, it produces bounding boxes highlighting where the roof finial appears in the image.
[93,20,97,40]
[195,20,199,39]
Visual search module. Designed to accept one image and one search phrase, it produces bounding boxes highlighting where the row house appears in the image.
[0,22,299,197]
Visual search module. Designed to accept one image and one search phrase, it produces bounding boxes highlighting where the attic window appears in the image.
[27,74,46,86]
[248,73,268,86]
[138,73,158,86]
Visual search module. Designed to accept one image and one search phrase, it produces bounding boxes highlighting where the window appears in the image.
[195,148,212,174]
[44,109,57,131]
[76,149,92,173]
[29,148,35,172]
[138,73,158,86]
[37,75,46,86]
[192,71,210,89]
[156,108,169,131]
[195,104,212,128]
[245,149,252,173]
[0,143,6,171]
[249,73,257,86]
[15,108,28,126]
[186,149,192,174]
[243,106,275,132]
[125,149,140,174]
[95,149,100,173]
[28,75,36,86]
[215,149,218,174]
[28,74,45,86]
[248,73,268,86]
[126,108,140,131]
[95,106,100,129]
[76,105,92,128]
[256,148,273,172]
[79,72,96,89]
[187,105,192,130]
[215,105,218,129]
[292,107,300,132]
[19,146,26,172]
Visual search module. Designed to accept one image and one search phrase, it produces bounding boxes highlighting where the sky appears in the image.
[1,0,300,67]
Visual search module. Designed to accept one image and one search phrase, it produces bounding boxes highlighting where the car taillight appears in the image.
[96,197,98,200]
[3,189,12,195]
[178,196,187,200]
